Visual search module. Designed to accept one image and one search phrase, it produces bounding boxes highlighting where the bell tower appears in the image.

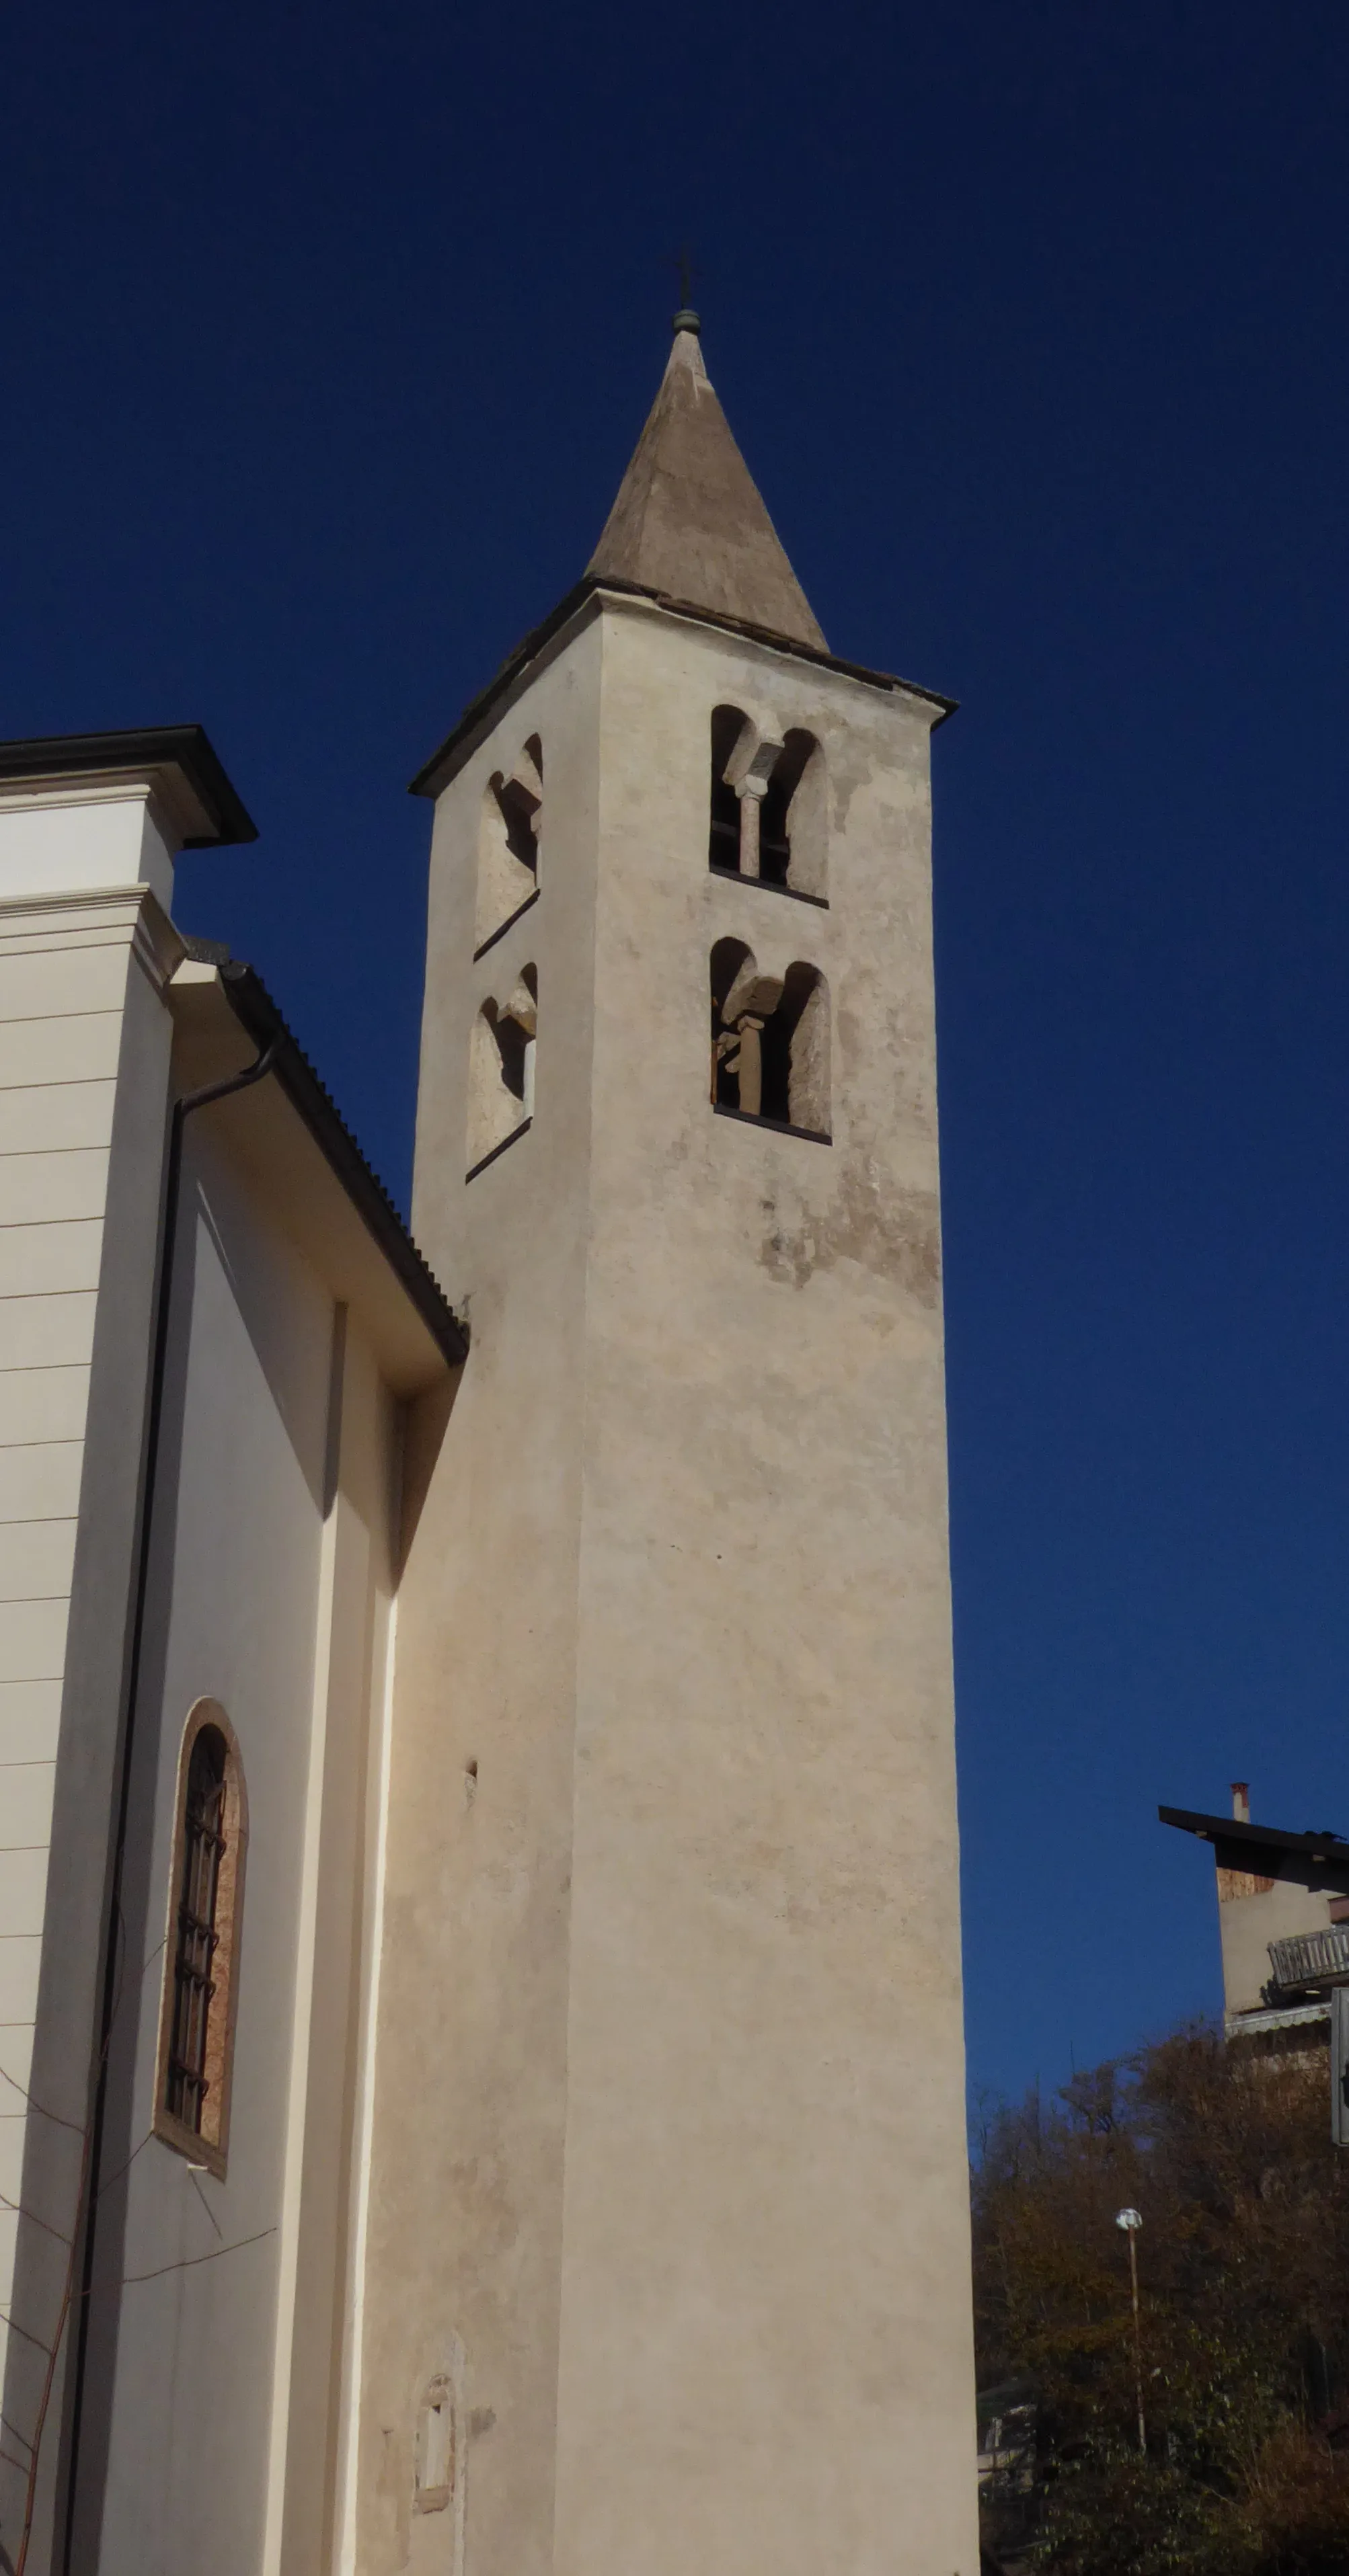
[358,319,978,2576]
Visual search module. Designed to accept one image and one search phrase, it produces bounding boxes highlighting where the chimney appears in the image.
[1231,1781,1250,1824]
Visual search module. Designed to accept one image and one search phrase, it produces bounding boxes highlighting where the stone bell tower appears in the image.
[356,317,978,2576]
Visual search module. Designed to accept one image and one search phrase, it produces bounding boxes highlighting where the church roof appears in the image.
[586,323,828,653]
[174,947,468,1374]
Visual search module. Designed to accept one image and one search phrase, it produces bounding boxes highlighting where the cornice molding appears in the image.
[0,881,151,922]
[0,724,256,846]
[0,882,185,992]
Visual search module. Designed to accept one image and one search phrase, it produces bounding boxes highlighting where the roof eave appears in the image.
[409,575,957,803]
[0,724,258,846]
[1159,1804,1349,1862]
[214,962,468,1370]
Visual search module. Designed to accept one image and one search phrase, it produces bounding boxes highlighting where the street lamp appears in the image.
[1116,2207,1145,2456]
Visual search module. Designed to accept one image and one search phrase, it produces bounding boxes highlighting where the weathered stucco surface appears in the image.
[369,585,978,2573]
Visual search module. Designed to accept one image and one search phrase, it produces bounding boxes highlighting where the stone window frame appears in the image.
[152,1696,249,2181]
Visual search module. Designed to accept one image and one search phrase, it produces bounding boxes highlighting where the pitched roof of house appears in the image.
[1159,1805,1349,1862]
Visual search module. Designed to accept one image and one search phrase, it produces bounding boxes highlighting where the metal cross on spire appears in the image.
[672,245,700,337]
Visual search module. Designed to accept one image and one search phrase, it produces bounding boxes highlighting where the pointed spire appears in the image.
[587,322,827,653]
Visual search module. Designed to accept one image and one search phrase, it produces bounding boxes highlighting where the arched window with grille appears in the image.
[154,1699,248,2177]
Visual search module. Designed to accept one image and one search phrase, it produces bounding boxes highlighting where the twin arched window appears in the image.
[467,967,537,1179]
[709,707,826,901]
[711,938,831,1139]
[475,736,543,956]
[155,1699,247,2177]
[463,709,831,1167]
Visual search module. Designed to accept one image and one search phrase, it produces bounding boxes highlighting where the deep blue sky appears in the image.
[4,0,1349,2107]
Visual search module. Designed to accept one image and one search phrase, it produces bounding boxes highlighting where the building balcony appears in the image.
[1267,1924,1349,1995]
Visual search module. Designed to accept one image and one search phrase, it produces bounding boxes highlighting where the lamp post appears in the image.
[1116,2206,1145,2456]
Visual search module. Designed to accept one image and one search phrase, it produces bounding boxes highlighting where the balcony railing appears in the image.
[1268,1924,1349,1993]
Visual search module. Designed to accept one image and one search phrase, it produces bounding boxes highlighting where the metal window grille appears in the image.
[166,1728,227,2130]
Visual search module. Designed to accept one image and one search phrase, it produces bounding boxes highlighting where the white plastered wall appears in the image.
[0,873,182,2571]
[62,1119,401,2576]
[0,786,176,913]
[0,772,435,2576]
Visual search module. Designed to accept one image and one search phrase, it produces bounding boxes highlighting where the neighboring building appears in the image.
[1161,1784,1349,2051]
[976,2378,1038,2573]
[976,2378,1036,2493]
[0,314,980,2575]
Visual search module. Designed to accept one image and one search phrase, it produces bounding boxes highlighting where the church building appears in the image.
[0,315,978,2575]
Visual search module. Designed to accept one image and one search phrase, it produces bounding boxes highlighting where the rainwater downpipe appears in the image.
[58,1031,282,2573]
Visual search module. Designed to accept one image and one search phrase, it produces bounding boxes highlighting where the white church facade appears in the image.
[0,319,978,2575]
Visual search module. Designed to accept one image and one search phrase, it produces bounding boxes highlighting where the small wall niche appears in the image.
[475,736,542,955]
[710,938,830,1139]
[414,2375,456,2514]
[467,966,537,1178]
[708,710,826,902]
[409,2339,466,2576]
